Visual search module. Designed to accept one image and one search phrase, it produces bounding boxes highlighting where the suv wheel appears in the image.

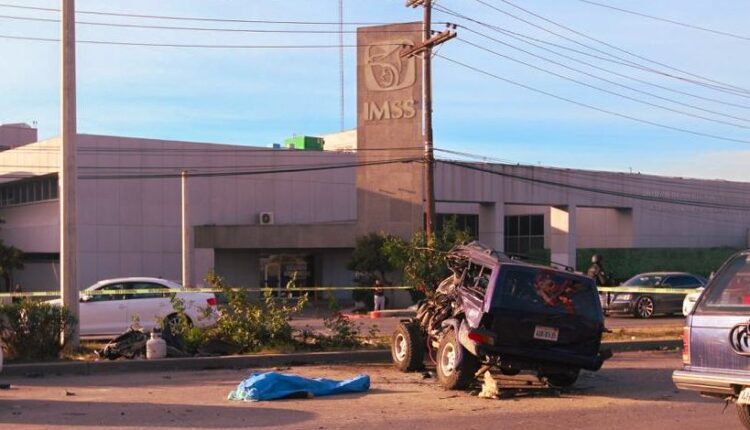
[391,322,424,372]
[737,404,750,430]
[634,296,655,319]
[436,330,479,390]
[543,370,580,388]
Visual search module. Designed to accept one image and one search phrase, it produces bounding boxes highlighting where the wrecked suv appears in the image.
[391,241,611,390]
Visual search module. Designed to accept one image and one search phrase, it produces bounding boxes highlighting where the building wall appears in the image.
[0,124,37,151]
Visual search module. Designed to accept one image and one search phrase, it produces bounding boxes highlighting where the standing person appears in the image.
[587,254,612,286]
[11,284,21,304]
[373,279,385,311]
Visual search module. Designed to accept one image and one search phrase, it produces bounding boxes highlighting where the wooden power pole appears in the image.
[403,0,456,244]
[61,0,79,347]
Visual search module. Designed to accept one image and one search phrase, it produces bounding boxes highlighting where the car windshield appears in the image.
[623,275,664,287]
[698,254,750,312]
[494,267,602,322]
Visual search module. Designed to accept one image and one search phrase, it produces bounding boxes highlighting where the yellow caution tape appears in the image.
[0,285,415,299]
[597,286,700,295]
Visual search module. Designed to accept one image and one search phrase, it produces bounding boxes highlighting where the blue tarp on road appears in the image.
[227,371,370,401]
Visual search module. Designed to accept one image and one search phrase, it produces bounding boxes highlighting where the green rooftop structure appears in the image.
[283,135,324,151]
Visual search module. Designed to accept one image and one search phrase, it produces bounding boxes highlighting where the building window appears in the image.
[0,174,58,208]
[436,214,478,238]
[504,214,545,255]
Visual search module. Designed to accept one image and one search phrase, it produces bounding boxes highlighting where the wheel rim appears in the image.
[637,298,654,317]
[440,342,457,376]
[394,333,407,362]
[167,316,181,333]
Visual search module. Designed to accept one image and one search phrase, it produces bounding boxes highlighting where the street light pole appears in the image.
[181,171,191,288]
[60,0,79,347]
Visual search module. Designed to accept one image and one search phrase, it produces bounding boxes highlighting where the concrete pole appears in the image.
[181,171,191,288]
[60,0,79,348]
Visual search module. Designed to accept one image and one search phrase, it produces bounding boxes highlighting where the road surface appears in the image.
[0,351,740,429]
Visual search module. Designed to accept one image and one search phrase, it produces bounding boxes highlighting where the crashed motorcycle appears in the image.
[392,241,612,390]
[98,326,148,360]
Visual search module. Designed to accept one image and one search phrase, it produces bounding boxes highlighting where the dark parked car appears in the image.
[602,272,706,318]
[673,251,750,429]
[391,241,611,390]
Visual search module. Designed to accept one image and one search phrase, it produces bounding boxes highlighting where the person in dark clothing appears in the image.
[373,279,385,311]
[587,254,612,286]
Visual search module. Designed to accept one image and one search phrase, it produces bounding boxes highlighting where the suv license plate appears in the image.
[533,325,559,342]
[739,388,750,405]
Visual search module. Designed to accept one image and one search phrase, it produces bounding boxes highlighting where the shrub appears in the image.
[0,300,76,361]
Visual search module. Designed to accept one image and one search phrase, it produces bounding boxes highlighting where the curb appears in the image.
[1,339,681,378]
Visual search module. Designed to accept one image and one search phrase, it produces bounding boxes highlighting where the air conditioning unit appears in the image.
[259,212,275,225]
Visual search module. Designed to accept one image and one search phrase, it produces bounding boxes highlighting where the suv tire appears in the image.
[737,404,750,430]
[544,370,580,388]
[634,296,655,319]
[391,322,424,372]
[436,330,479,390]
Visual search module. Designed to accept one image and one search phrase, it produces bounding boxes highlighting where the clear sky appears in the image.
[2,0,750,181]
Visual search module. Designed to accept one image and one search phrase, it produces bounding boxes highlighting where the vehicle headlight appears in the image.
[615,294,632,301]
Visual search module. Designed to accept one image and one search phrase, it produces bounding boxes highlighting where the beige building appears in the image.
[0,22,749,296]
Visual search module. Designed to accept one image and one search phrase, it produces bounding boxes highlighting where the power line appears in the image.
[435,3,750,107]
[0,13,426,34]
[456,37,750,129]
[0,2,401,26]
[574,0,750,42]
[436,53,750,146]
[78,156,421,180]
[0,33,403,49]
[450,19,750,111]
[485,0,750,96]
[440,160,750,211]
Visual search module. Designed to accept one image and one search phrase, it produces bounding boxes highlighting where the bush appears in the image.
[0,300,76,361]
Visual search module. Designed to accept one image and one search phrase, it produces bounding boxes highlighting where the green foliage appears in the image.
[347,232,394,282]
[170,271,308,354]
[576,247,742,282]
[382,217,472,299]
[0,300,76,361]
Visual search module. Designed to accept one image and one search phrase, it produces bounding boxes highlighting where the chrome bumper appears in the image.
[673,369,750,396]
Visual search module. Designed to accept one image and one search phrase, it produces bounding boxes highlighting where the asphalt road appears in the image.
[291,314,684,337]
[0,351,740,430]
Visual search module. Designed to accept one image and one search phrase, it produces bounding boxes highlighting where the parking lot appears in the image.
[0,350,739,430]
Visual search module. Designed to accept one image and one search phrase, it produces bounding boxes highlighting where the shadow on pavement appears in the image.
[0,400,316,428]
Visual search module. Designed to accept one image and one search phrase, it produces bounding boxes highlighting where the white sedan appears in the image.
[682,287,705,317]
[48,277,217,337]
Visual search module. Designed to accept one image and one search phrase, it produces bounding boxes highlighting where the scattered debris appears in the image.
[0,383,11,390]
[64,390,75,396]
[478,372,500,399]
[421,371,433,379]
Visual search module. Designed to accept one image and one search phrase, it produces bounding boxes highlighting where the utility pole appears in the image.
[181,171,191,288]
[60,0,79,348]
[403,0,456,244]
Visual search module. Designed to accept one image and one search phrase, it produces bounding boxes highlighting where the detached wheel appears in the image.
[634,296,655,319]
[544,369,580,388]
[391,322,424,372]
[436,330,479,390]
[737,404,750,430]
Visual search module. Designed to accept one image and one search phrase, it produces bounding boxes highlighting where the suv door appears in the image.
[79,283,129,335]
[691,254,750,372]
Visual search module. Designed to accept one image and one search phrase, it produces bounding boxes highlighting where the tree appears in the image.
[0,242,23,292]
[382,216,472,301]
[346,232,394,284]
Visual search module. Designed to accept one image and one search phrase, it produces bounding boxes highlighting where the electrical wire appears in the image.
[573,0,750,42]
[484,0,750,96]
[0,33,402,49]
[456,37,750,129]
[434,5,750,105]
[435,53,750,146]
[0,2,406,26]
[439,160,750,211]
[0,13,426,34]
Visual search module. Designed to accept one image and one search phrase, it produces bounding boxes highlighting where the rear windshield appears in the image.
[698,254,750,312]
[494,267,602,322]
